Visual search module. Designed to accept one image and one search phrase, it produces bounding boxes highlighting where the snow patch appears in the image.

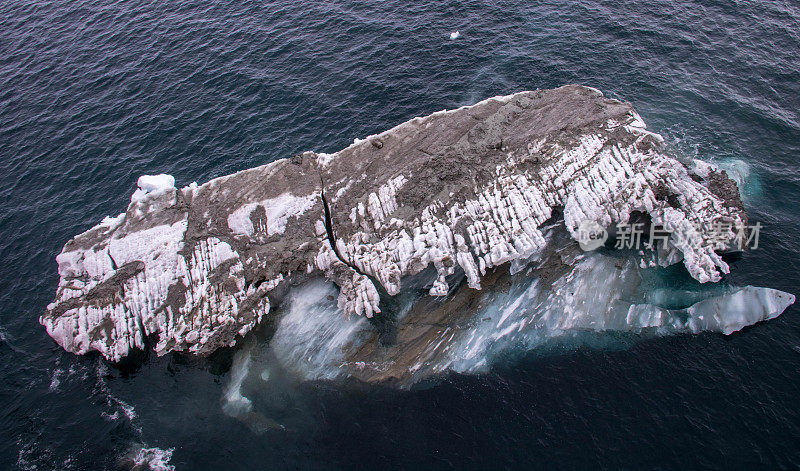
[227,192,317,236]
[131,174,175,203]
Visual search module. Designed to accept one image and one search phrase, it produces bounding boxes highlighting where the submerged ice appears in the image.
[238,250,793,389]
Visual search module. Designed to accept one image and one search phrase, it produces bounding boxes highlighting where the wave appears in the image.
[117,444,175,471]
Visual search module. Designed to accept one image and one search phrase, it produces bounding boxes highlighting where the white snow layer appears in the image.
[42,184,274,361]
[130,174,175,203]
[320,113,747,318]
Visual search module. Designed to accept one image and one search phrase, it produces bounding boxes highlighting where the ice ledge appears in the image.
[628,286,795,334]
[40,85,790,361]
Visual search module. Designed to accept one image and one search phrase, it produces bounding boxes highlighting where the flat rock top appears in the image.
[324,85,634,223]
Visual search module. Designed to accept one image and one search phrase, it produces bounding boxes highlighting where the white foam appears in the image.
[270,279,369,379]
[48,369,62,392]
[222,343,253,417]
[133,446,175,471]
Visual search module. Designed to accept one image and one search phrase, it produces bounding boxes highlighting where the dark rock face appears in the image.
[41,85,765,363]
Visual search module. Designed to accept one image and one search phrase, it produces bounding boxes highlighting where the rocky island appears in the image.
[41,85,794,386]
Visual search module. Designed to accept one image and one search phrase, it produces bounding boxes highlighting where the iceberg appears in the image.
[39,85,793,386]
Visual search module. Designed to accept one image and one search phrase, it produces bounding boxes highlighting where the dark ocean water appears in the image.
[2,0,800,469]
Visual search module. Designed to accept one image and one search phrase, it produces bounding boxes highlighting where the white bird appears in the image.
[449,31,460,40]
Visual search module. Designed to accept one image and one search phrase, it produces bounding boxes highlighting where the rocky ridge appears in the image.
[41,85,768,362]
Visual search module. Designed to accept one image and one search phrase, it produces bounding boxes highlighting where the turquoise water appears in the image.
[1,1,799,469]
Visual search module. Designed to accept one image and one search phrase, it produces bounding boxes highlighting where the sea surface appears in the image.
[1,1,800,469]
